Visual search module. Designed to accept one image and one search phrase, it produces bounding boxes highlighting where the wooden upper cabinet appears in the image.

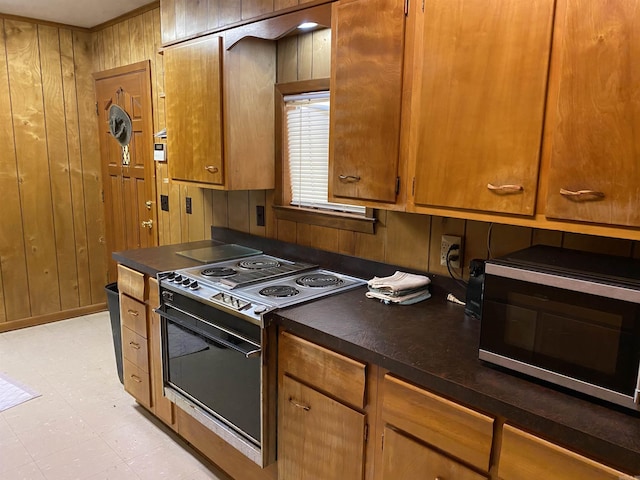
[544,0,640,227]
[164,32,276,190]
[410,0,554,215]
[165,35,224,185]
[328,0,405,205]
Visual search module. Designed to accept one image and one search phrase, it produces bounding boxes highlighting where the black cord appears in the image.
[445,243,467,290]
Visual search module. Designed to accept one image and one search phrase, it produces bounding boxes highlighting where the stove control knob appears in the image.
[253,305,267,315]
[182,278,191,286]
[189,281,199,290]
[166,272,175,280]
[174,275,183,283]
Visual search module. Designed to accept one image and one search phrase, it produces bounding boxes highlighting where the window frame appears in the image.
[274,79,376,234]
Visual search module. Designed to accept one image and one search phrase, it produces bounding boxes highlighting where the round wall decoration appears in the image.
[108,104,132,147]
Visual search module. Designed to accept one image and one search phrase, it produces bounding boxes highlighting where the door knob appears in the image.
[141,220,153,229]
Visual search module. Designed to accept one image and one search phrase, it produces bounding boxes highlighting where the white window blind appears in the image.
[284,92,366,215]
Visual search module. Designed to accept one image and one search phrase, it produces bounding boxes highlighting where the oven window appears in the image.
[163,311,261,445]
[481,276,640,395]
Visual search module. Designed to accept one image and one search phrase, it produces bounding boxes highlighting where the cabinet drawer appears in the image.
[382,426,487,480]
[500,424,634,480]
[123,358,151,408]
[122,326,149,372]
[117,264,145,301]
[382,374,494,472]
[279,331,366,409]
[120,294,147,338]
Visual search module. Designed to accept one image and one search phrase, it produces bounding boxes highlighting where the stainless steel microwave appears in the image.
[479,245,640,411]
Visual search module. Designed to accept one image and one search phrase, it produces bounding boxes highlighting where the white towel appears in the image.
[365,288,431,305]
[367,271,431,294]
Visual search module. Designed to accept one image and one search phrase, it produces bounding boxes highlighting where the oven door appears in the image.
[479,270,640,409]
[157,301,262,446]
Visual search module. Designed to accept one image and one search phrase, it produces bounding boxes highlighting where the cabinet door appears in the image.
[165,35,224,185]
[278,375,366,480]
[544,0,640,227]
[328,0,405,204]
[411,0,554,215]
[382,427,487,480]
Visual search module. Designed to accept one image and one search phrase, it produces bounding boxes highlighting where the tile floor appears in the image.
[0,311,230,480]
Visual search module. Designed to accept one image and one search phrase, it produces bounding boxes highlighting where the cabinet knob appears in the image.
[204,165,219,173]
[141,219,153,229]
[559,188,605,201]
[338,174,361,183]
[487,183,524,193]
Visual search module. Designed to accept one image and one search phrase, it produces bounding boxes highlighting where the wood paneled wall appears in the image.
[93,5,216,248]
[0,19,106,329]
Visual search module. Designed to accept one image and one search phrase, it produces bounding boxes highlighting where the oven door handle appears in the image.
[155,306,261,359]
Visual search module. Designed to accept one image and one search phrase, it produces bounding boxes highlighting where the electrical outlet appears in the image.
[256,205,265,227]
[186,197,192,214]
[440,235,462,268]
[160,195,169,212]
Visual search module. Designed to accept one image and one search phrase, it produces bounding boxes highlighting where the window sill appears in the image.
[273,205,376,234]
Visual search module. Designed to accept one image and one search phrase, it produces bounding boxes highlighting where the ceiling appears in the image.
[0,0,153,28]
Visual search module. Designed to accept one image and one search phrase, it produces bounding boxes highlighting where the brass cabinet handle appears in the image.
[338,175,361,183]
[141,220,153,229]
[145,200,152,210]
[129,341,141,350]
[130,374,142,383]
[127,309,139,316]
[487,183,524,193]
[289,397,310,411]
[204,165,219,173]
[559,188,605,200]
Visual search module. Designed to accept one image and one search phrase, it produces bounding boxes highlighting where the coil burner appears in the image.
[296,273,344,288]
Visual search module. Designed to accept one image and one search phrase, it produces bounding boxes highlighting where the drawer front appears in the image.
[500,424,634,480]
[117,264,145,301]
[123,358,151,408]
[382,427,488,480]
[382,374,494,472]
[122,326,149,372]
[279,331,366,409]
[120,294,147,338]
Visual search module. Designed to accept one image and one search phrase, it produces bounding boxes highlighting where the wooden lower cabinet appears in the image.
[381,427,487,480]
[118,266,174,426]
[500,424,635,480]
[278,331,368,480]
[279,375,366,480]
[381,374,494,473]
[147,278,174,426]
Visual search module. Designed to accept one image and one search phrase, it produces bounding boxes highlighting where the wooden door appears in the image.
[278,375,366,480]
[381,427,487,480]
[328,0,405,204]
[95,61,156,282]
[165,36,224,185]
[544,0,640,227]
[411,0,554,215]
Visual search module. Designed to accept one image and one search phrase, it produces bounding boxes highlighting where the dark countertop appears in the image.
[114,230,640,475]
